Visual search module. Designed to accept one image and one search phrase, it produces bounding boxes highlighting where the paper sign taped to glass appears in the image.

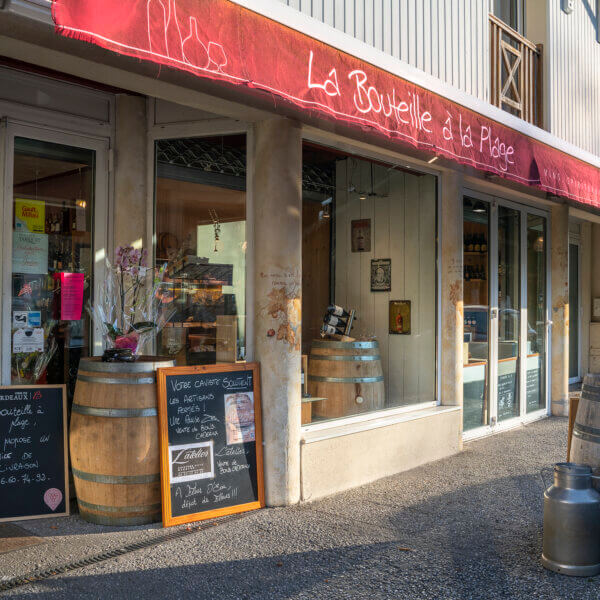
[14,199,45,234]
[13,328,44,353]
[13,311,42,329]
[12,232,48,275]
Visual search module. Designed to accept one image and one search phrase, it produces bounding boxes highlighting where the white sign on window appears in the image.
[12,231,48,275]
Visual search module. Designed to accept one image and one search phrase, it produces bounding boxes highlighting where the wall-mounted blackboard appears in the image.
[157,363,264,527]
[0,385,69,522]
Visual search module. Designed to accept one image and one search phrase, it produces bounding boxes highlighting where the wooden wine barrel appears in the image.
[70,356,174,526]
[308,340,385,419]
[571,374,600,470]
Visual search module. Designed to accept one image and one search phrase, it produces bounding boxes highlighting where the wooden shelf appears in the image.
[464,251,488,256]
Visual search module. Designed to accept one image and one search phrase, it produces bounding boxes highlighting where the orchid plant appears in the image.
[88,245,175,358]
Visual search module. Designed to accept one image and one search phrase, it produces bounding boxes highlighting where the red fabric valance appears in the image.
[52,0,600,208]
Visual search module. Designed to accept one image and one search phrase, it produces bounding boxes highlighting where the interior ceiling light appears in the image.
[428,156,439,164]
[473,201,486,213]
[75,199,87,209]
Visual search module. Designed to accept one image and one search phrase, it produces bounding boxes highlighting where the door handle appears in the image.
[491,308,498,319]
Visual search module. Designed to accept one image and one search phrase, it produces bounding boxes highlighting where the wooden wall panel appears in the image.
[330,159,437,406]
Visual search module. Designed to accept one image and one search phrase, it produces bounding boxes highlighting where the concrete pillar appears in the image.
[113,94,149,251]
[592,223,600,321]
[551,203,569,416]
[252,118,302,506]
[440,171,464,421]
[581,221,592,376]
[590,224,600,373]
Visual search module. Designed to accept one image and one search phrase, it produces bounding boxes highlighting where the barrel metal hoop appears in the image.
[581,385,600,402]
[78,357,175,374]
[573,422,600,442]
[71,403,157,418]
[311,340,379,349]
[72,468,160,485]
[309,355,381,362]
[308,375,384,383]
[77,499,162,514]
[77,374,155,385]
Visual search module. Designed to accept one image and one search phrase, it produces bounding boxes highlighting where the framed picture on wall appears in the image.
[389,300,411,335]
[371,259,391,291]
[351,219,371,252]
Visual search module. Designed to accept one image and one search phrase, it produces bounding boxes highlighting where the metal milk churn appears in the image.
[542,463,600,576]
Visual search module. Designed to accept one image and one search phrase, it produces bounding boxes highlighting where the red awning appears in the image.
[52,0,600,209]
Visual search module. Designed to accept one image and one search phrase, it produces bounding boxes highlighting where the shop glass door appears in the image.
[496,206,521,421]
[2,125,108,397]
[463,196,548,432]
[526,214,547,412]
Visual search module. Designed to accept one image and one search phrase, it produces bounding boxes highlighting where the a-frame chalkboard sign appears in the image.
[0,385,69,522]
[156,363,264,527]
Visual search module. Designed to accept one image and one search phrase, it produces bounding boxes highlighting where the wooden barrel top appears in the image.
[79,356,175,374]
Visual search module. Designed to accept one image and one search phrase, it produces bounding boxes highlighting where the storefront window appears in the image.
[11,138,95,398]
[154,135,247,365]
[301,145,437,424]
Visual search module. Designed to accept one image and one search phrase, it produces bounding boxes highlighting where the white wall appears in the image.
[334,159,436,406]
[278,0,490,102]
[526,0,600,156]
[546,1,600,156]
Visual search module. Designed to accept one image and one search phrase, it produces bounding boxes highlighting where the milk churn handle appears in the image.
[539,467,553,490]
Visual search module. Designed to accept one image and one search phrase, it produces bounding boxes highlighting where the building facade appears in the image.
[0,0,599,506]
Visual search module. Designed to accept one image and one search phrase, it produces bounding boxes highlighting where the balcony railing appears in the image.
[489,14,542,127]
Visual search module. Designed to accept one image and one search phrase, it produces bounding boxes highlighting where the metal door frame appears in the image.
[463,188,550,439]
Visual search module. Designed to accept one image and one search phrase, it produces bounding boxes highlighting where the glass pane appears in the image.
[569,244,579,380]
[301,147,437,424]
[463,198,490,431]
[493,0,523,33]
[497,206,520,421]
[154,135,247,365]
[11,137,95,399]
[526,215,547,412]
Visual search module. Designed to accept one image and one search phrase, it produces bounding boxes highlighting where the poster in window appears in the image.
[371,259,391,292]
[389,300,411,335]
[351,219,371,252]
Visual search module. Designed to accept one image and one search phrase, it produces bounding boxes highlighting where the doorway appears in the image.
[1,123,109,394]
[463,194,549,434]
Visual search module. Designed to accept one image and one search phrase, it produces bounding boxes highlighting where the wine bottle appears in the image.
[321,323,346,336]
[467,236,474,252]
[324,314,344,327]
[327,304,350,318]
[474,235,481,253]
[481,235,487,252]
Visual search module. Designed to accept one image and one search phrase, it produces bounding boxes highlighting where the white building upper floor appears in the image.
[276,0,600,158]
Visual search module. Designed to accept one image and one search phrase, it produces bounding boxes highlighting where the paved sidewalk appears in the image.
[1,416,599,599]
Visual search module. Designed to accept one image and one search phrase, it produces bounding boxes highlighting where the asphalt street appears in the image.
[1,416,598,599]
